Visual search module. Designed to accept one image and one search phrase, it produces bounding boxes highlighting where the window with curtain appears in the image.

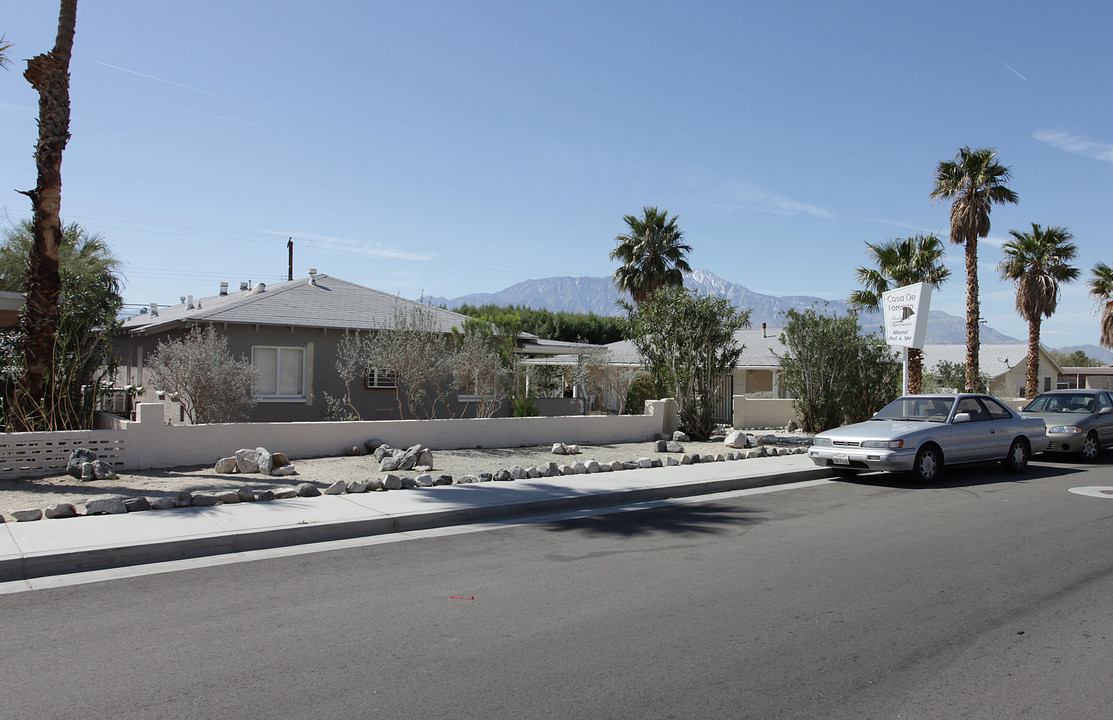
[252,346,306,400]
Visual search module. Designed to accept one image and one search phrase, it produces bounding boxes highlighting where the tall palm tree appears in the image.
[611,206,692,305]
[930,146,1019,392]
[13,0,79,430]
[998,223,1080,398]
[848,234,950,393]
[1090,262,1113,349]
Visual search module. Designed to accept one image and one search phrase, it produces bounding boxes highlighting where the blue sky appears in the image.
[2,1,1111,348]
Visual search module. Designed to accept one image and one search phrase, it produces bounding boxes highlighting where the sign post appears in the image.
[881,282,933,395]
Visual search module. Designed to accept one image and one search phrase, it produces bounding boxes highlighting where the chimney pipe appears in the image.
[762,322,767,338]
[187,295,194,309]
[150,303,159,317]
[288,238,294,282]
[308,267,318,286]
[220,282,228,296]
[240,282,249,292]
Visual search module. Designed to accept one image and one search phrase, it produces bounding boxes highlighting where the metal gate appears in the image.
[711,374,734,426]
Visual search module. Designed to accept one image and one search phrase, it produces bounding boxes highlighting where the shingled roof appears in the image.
[119,274,471,336]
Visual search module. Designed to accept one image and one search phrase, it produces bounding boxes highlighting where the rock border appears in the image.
[3,433,811,523]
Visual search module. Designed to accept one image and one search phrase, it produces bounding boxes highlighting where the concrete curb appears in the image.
[1,464,830,582]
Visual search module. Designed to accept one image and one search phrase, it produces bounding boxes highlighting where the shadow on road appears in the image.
[541,501,761,538]
[839,456,1094,491]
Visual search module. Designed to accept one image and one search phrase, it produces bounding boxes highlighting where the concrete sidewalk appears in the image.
[0,455,830,582]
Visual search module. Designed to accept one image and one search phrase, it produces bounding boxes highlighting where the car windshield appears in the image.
[1023,393,1095,414]
[871,396,954,422]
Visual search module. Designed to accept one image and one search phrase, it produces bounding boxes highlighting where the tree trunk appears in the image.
[1026,318,1041,399]
[908,347,923,394]
[13,0,79,430]
[964,237,981,392]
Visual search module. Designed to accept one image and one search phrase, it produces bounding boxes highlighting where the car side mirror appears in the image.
[952,412,971,424]
[1100,407,1113,415]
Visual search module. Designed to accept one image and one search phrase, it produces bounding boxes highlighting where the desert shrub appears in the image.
[146,326,257,424]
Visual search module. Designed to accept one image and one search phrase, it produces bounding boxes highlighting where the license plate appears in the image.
[833,454,849,465]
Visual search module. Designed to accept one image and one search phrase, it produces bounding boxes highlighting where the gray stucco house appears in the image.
[113,273,541,423]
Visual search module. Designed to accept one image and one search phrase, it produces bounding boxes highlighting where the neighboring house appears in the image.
[114,273,575,423]
[526,326,791,418]
[538,329,1060,418]
[918,344,1063,398]
[1057,366,1113,391]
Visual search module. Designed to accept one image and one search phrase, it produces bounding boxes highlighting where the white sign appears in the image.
[882,282,932,349]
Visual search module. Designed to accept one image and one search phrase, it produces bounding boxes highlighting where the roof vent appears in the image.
[187,295,195,310]
[240,282,249,292]
[180,296,186,305]
[150,303,159,317]
[308,268,318,286]
[249,282,266,295]
[219,282,228,296]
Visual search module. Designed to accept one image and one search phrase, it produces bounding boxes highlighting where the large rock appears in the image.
[85,495,127,515]
[665,441,685,453]
[365,438,385,453]
[66,448,98,479]
[256,447,274,475]
[380,456,402,472]
[150,497,176,510]
[11,508,43,522]
[235,448,261,474]
[381,474,403,490]
[92,460,118,480]
[324,480,347,495]
[296,483,321,497]
[214,456,237,474]
[417,449,434,468]
[723,430,748,449]
[271,464,298,477]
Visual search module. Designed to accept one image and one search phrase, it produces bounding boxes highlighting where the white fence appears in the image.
[0,400,679,479]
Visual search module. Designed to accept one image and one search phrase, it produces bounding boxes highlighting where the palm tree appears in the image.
[13,0,79,430]
[998,223,1080,398]
[848,234,950,393]
[611,206,692,304]
[930,146,1019,392]
[0,34,13,70]
[1090,262,1113,349]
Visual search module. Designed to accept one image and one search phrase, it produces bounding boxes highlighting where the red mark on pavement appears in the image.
[450,596,475,600]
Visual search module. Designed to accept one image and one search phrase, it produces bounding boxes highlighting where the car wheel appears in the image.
[832,468,860,478]
[1003,437,1030,473]
[911,445,941,482]
[1080,432,1100,461]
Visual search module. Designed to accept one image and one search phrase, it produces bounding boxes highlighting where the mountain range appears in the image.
[428,269,1023,345]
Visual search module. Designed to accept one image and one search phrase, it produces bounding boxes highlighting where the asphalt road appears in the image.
[4,455,1113,719]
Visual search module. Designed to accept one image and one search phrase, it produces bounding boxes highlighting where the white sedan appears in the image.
[808,393,1049,482]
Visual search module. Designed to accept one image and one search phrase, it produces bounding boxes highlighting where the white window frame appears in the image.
[365,368,398,389]
[252,346,307,401]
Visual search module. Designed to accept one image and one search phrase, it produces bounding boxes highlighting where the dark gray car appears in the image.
[1020,389,1113,460]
